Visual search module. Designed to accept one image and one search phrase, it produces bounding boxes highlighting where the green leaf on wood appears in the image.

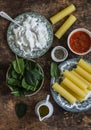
[15,102,27,118]
[51,62,60,78]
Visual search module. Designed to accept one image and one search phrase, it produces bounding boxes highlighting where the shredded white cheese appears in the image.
[13,16,48,55]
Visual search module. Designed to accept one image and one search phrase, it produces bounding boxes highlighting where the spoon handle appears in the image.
[46,95,50,104]
[0,11,21,27]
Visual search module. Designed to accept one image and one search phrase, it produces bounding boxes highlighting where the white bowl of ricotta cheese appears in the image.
[7,12,53,59]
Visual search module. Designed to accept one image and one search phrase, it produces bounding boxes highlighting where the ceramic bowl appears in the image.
[6,59,44,96]
[7,12,53,59]
[50,58,91,112]
[51,46,68,62]
[67,28,91,55]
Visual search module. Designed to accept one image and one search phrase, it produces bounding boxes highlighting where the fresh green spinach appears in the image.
[51,62,60,78]
[12,55,25,74]
[22,78,31,91]
[15,102,27,118]
[7,77,20,86]
[6,56,44,96]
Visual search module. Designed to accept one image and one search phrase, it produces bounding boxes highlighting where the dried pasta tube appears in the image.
[71,70,90,85]
[50,4,76,24]
[88,84,91,90]
[64,70,88,90]
[55,15,77,39]
[74,66,91,82]
[62,78,86,98]
[71,70,91,90]
[52,82,76,104]
[60,83,85,102]
[78,59,91,73]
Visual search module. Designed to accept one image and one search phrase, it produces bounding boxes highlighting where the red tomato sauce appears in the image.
[69,31,91,53]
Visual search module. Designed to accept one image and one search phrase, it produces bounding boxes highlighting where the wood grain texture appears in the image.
[0,0,91,130]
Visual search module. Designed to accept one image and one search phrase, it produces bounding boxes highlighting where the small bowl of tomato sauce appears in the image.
[67,28,91,55]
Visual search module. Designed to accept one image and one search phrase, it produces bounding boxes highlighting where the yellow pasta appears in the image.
[52,58,91,104]
[74,66,91,82]
[71,70,91,90]
[50,4,76,24]
[55,15,77,39]
[62,78,86,98]
[88,84,91,90]
[64,70,88,90]
[52,82,77,104]
[71,70,90,85]
[60,83,85,102]
[78,59,91,74]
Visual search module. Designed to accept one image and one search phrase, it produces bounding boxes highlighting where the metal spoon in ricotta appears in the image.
[0,11,21,27]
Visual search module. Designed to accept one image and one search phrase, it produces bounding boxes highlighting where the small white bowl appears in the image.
[51,46,68,62]
[67,28,91,55]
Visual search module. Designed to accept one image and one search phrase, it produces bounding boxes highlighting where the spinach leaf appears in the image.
[35,64,44,78]
[22,78,39,92]
[22,78,31,91]
[28,80,39,92]
[15,102,27,118]
[11,69,22,79]
[11,90,20,96]
[11,86,26,96]
[11,69,18,79]
[12,56,25,74]
[30,68,43,80]
[7,77,20,86]
[51,62,60,78]
[25,68,43,85]
[25,71,35,85]
[25,60,36,71]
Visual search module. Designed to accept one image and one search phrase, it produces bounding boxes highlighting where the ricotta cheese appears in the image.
[13,16,49,55]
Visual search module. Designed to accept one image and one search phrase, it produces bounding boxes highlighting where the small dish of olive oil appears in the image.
[35,95,54,121]
[39,105,49,118]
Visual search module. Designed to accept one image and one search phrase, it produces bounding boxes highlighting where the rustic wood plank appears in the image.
[0,0,91,130]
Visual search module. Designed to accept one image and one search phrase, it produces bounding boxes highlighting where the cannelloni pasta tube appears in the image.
[52,82,77,104]
[64,70,88,90]
[61,83,85,102]
[50,4,76,24]
[78,59,91,73]
[62,78,86,98]
[55,15,77,39]
[74,66,91,82]
[71,70,91,90]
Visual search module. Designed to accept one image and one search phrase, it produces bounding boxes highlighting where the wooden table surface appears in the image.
[0,0,91,130]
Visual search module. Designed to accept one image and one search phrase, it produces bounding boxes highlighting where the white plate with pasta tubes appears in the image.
[51,58,91,112]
